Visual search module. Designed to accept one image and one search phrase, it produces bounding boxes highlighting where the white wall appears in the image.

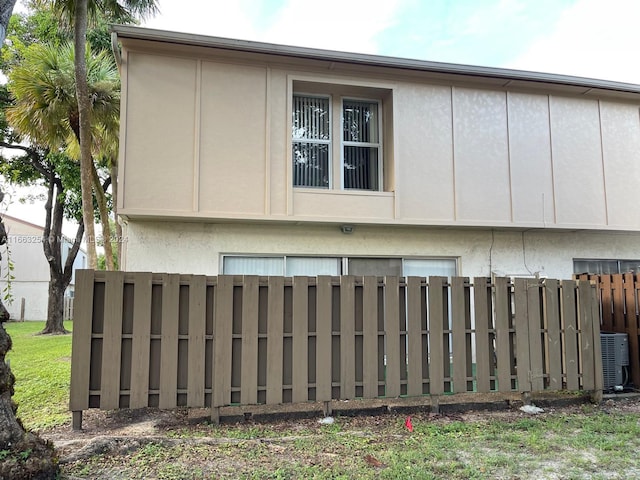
[122,220,640,279]
[0,281,49,321]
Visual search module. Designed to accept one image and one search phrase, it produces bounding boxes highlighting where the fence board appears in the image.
[514,279,531,392]
[624,273,640,387]
[213,275,233,407]
[340,276,356,399]
[451,277,467,393]
[384,276,401,398]
[239,276,259,405]
[292,277,309,403]
[494,277,512,392]
[130,272,153,408]
[612,274,625,332]
[406,277,423,397]
[561,280,579,391]
[526,280,545,392]
[266,277,284,404]
[600,275,613,331]
[315,276,332,402]
[363,276,380,398]
[545,279,562,391]
[186,275,206,407]
[70,270,96,412]
[474,277,491,393]
[158,274,180,409]
[99,271,125,410]
[428,277,445,395]
[579,281,596,391]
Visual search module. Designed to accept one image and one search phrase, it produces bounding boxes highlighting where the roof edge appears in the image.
[112,24,640,95]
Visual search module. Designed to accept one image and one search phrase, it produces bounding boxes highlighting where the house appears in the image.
[0,214,87,320]
[112,25,640,279]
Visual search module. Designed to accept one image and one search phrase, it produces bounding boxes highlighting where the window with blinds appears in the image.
[342,100,381,190]
[292,95,330,188]
[292,94,383,191]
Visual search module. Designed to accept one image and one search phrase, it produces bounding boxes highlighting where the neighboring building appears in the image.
[0,215,87,321]
[113,25,640,279]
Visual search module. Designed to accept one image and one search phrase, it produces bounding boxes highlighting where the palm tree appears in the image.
[42,0,159,269]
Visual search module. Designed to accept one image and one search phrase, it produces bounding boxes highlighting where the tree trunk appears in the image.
[74,0,97,269]
[91,161,114,270]
[41,276,68,335]
[111,160,122,268]
[0,0,18,46]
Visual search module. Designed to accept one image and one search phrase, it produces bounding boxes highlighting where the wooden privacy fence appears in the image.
[576,273,640,387]
[70,271,602,428]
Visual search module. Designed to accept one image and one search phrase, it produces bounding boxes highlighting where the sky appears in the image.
[3,0,640,230]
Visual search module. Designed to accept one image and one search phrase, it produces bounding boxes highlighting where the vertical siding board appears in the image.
[384,276,401,398]
[363,276,379,398]
[514,278,531,393]
[527,280,545,392]
[213,275,234,407]
[187,275,207,407]
[562,280,580,391]
[340,276,356,399]
[625,274,640,387]
[451,277,467,393]
[495,277,512,392]
[428,277,445,396]
[579,280,596,390]
[241,276,259,405]
[266,276,284,404]
[473,277,491,393]
[100,271,125,410]
[292,276,309,403]
[545,280,562,391]
[315,276,332,402]
[159,274,180,409]
[70,270,96,411]
[406,277,423,397]
[130,272,153,409]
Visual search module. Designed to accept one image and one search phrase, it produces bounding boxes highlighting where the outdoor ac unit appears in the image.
[600,332,629,389]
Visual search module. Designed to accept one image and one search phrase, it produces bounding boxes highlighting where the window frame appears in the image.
[290,78,393,193]
[340,96,383,191]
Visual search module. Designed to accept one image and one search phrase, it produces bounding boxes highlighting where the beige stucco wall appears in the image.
[117,41,640,232]
[121,220,640,280]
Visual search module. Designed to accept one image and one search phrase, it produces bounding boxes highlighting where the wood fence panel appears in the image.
[315,276,332,402]
[612,274,625,332]
[624,273,640,387]
[130,272,153,409]
[266,277,284,404]
[384,276,401,398]
[451,277,467,393]
[494,277,512,392]
[406,277,423,397]
[545,279,562,391]
[186,275,206,407]
[241,276,259,405]
[158,274,180,409]
[363,276,380,398]
[600,275,613,331]
[70,270,96,412]
[292,277,309,403]
[428,277,445,395]
[213,275,233,407]
[561,280,579,391]
[100,271,125,410]
[527,280,545,392]
[474,277,491,393]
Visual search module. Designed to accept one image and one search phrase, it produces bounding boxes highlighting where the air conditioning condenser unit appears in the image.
[600,332,629,390]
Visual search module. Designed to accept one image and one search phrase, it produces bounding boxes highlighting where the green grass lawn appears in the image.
[4,321,73,431]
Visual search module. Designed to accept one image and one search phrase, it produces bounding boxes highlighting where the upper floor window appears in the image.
[293,90,384,191]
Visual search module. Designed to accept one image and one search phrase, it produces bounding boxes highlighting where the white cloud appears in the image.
[506,0,640,83]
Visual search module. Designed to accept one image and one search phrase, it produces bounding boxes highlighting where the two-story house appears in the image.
[0,214,87,320]
[112,25,640,279]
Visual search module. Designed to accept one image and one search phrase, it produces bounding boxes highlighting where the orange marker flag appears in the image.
[404,416,413,432]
